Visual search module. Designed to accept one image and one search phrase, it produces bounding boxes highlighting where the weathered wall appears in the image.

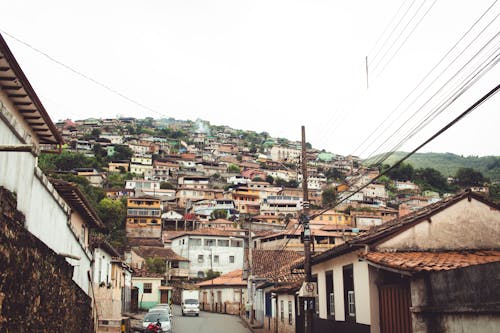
[0,186,93,332]
[377,198,500,251]
[411,262,500,333]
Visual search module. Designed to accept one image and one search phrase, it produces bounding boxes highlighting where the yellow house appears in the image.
[126,196,162,238]
[311,209,352,225]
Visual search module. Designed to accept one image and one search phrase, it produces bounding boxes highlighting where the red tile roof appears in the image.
[362,250,500,273]
[197,269,246,287]
[252,250,304,284]
[132,247,189,262]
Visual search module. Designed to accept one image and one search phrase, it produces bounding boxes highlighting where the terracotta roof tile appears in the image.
[362,250,500,272]
[197,269,246,287]
[127,237,164,247]
[252,250,304,284]
[132,247,189,262]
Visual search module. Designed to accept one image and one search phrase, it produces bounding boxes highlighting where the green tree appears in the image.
[210,209,228,220]
[96,198,126,247]
[227,164,241,173]
[265,175,274,184]
[91,128,101,137]
[385,163,415,181]
[322,186,337,207]
[414,167,449,193]
[145,258,166,274]
[455,168,486,187]
[113,145,133,161]
[205,269,221,280]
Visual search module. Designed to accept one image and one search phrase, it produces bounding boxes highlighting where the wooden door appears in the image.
[379,284,412,333]
[161,290,169,303]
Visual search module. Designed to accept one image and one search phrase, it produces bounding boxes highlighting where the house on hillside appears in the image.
[90,236,133,324]
[126,196,162,238]
[197,269,247,315]
[128,246,190,281]
[170,229,246,278]
[301,190,499,333]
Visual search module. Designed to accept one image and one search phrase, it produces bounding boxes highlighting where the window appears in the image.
[288,301,293,324]
[214,255,219,264]
[191,238,202,246]
[325,271,334,317]
[329,293,335,316]
[143,283,152,294]
[205,239,216,246]
[280,300,284,322]
[229,255,235,263]
[348,291,356,317]
[198,255,204,263]
[231,240,242,247]
[218,239,229,247]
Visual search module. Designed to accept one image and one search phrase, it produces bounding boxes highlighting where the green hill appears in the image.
[366,152,500,180]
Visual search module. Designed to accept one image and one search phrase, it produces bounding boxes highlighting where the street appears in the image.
[133,306,252,333]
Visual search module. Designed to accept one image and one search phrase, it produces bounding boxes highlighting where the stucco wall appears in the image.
[312,250,373,326]
[377,198,500,251]
[1,104,91,294]
[0,186,93,332]
[133,277,162,309]
[411,262,500,333]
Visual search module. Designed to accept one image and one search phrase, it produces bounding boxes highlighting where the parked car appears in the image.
[142,312,172,333]
[181,290,200,316]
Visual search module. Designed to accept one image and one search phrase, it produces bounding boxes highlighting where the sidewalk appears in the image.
[240,315,267,333]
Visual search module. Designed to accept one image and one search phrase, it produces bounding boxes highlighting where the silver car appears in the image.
[142,312,172,333]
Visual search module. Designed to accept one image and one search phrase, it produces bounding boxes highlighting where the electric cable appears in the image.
[310,83,500,219]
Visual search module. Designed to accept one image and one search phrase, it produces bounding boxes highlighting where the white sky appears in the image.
[1,0,499,157]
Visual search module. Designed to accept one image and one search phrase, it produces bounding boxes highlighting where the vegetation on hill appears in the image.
[368,152,499,180]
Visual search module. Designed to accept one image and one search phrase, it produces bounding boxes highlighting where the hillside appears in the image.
[367,152,500,180]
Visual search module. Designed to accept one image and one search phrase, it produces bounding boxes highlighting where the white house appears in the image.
[170,230,246,278]
[0,35,100,295]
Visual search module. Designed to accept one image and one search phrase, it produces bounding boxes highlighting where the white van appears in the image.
[181,289,200,316]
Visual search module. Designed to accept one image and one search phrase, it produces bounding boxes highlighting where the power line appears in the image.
[352,0,499,157]
[373,0,438,78]
[367,0,412,58]
[0,28,167,118]
[369,0,418,65]
[310,82,500,219]
[370,0,429,73]
[364,31,500,163]
[371,44,500,167]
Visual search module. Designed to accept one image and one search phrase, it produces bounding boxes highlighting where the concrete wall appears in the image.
[199,286,246,315]
[133,277,162,309]
[0,101,92,294]
[93,248,113,285]
[377,198,500,251]
[0,187,93,332]
[312,250,374,326]
[411,262,500,333]
[277,294,296,333]
[171,235,244,278]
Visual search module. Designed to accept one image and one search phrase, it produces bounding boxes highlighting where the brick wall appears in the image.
[0,186,93,332]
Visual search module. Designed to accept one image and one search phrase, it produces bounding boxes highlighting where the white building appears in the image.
[0,36,101,294]
[270,146,301,162]
[170,231,246,279]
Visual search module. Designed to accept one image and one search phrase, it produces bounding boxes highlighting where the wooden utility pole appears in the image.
[301,126,313,333]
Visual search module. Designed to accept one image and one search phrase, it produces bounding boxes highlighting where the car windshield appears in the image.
[185,299,198,304]
[144,313,170,322]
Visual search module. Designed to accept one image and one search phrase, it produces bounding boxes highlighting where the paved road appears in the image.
[132,306,251,333]
[172,306,251,333]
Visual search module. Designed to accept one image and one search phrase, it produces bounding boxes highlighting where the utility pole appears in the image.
[248,220,254,324]
[300,126,313,333]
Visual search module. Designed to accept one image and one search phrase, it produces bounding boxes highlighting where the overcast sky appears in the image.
[1,0,499,157]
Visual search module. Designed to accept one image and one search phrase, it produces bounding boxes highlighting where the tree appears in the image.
[322,186,337,207]
[414,167,449,193]
[145,258,166,274]
[210,209,228,220]
[455,168,486,187]
[205,269,221,280]
[265,175,274,184]
[96,197,126,247]
[113,145,133,161]
[385,162,415,181]
[91,128,101,138]
[227,164,241,173]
